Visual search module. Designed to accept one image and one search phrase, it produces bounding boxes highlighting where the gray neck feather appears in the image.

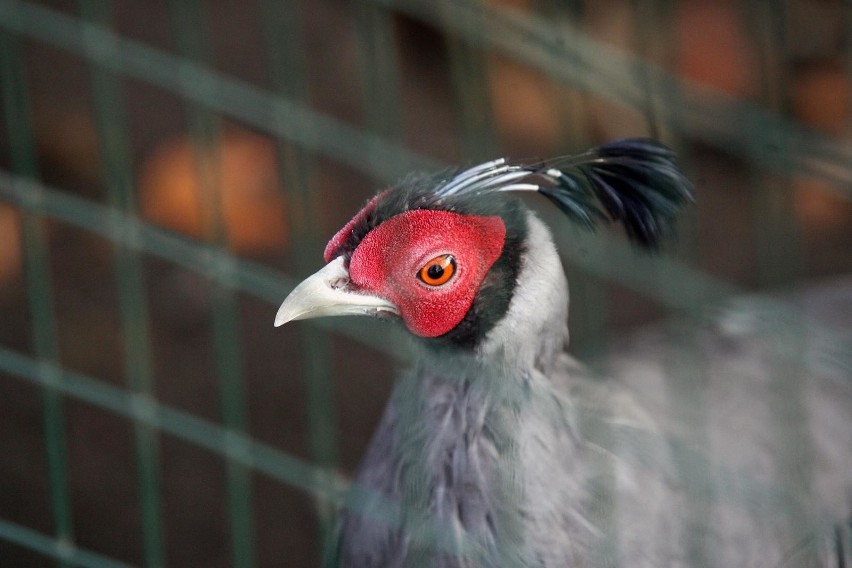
[343,211,576,566]
[479,210,570,375]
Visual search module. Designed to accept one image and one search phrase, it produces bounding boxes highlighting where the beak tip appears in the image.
[273,257,397,328]
[274,310,292,328]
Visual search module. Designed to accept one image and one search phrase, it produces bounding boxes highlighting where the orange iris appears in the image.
[418,255,456,286]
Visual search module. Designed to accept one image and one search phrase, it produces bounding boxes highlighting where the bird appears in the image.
[274,139,852,567]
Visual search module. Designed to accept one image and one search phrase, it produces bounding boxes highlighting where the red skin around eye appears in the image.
[347,210,506,337]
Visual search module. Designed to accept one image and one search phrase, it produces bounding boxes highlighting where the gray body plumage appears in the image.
[333,211,852,567]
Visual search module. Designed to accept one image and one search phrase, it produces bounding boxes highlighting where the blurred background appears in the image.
[0,0,850,566]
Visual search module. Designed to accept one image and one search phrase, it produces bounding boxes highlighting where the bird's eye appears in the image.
[417,255,456,286]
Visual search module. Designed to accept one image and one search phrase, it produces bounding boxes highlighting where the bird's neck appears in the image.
[343,212,572,562]
[382,214,572,557]
[478,211,570,376]
[384,349,530,562]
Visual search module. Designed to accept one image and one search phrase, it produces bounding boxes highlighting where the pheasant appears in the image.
[275,139,851,567]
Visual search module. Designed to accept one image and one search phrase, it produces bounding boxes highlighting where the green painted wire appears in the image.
[0,346,346,507]
[441,0,500,162]
[0,336,844,564]
[164,1,256,566]
[0,518,136,568]
[76,1,166,565]
[3,335,845,565]
[0,2,844,564]
[0,347,454,561]
[0,19,74,568]
[745,2,817,564]
[0,0,441,184]
[258,0,342,551]
[353,0,405,143]
[0,0,848,194]
[622,4,717,565]
[0,347,483,564]
[0,170,410,359]
[528,0,610,357]
[370,0,852,194]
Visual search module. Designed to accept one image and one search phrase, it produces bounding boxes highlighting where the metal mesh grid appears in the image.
[0,0,850,566]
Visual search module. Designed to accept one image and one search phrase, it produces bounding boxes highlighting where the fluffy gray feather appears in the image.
[327,211,851,567]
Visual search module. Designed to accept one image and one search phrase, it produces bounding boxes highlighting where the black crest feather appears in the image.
[432,138,694,249]
[536,138,693,248]
[551,138,692,248]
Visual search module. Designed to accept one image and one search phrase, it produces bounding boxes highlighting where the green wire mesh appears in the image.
[0,0,850,566]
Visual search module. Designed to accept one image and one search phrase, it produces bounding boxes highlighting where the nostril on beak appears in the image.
[329,276,349,290]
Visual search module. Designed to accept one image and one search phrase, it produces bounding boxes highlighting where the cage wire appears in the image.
[0,0,851,566]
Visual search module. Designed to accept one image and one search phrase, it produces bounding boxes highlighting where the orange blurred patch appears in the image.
[35,105,101,185]
[675,0,757,98]
[791,58,851,238]
[488,55,560,152]
[138,129,288,254]
[586,0,757,139]
[794,177,852,236]
[0,204,22,283]
[792,59,850,137]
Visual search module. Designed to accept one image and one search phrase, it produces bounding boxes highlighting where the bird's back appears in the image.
[555,276,852,567]
[332,278,852,567]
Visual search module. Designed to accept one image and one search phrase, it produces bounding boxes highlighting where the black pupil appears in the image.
[427,264,444,280]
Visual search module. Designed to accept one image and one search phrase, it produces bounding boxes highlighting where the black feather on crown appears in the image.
[433,138,694,249]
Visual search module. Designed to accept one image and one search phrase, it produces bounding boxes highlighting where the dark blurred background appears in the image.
[0,0,850,566]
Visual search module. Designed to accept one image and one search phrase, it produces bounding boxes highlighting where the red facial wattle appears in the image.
[345,209,506,338]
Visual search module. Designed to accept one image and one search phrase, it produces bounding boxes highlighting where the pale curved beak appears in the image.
[274,256,398,327]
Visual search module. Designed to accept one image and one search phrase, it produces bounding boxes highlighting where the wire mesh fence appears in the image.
[0,0,850,566]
